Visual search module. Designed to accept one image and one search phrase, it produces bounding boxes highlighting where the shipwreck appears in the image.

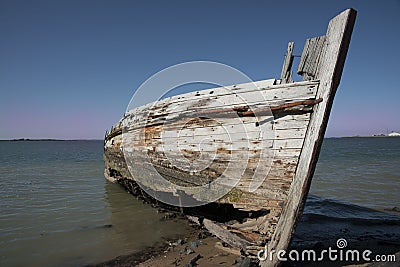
[104,9,357,266]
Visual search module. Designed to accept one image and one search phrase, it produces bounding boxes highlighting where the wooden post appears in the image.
[279,42,294,84]
[264,8,357,267]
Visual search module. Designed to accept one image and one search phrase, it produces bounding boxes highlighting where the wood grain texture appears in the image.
[265,8,357,267]
[280,42,294,84]
[298,36,326,80]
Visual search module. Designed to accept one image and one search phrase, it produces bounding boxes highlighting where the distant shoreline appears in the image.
[340,135,400,138]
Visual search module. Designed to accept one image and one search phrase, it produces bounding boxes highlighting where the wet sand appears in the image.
[92,216,399,267]
[93,233,254,267]
[91,221,243,267]
[91,206,400,267]
[138,235,240,267]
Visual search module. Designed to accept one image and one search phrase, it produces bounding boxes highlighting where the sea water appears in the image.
[0,141,191,267]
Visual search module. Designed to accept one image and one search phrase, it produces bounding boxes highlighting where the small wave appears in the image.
[304,195,400,223]
[301,212,400,226]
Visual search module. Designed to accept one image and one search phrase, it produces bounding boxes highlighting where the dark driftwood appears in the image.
[203,219,251,248]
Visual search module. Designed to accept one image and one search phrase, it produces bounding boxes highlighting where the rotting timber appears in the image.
[104,9,356,267]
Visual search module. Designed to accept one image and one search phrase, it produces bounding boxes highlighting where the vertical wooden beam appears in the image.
[279,42,294,84]
[264,8,357,267]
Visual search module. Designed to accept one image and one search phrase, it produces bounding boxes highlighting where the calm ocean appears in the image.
[0,138,399,266]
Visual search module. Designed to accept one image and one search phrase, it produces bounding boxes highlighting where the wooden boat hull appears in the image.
[104,9,356,266]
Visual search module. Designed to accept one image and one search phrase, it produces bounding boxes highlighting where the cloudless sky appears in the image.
[1,0,399,139]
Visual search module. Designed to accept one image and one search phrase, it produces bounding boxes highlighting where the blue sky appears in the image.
[0,0,399,139]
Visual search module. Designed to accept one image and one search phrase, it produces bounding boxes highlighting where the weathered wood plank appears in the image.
[125,81,318,113]
[161,79,276,105]
[157,127,307,141]
[128,79,321,113]
[105,113,311,146]
[298,36,326,80]
[203,219,251,248]
[267,8,357,267]
[280,42,294,84]
[154,138,305,152]
[123,82,319,130]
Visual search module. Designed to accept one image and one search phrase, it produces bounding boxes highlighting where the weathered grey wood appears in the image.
[215,241,242,255]
[266,8,357,267]
[203,218,250,248]
[297,36,326,80]
[123,81,319,129]
[125,80,316,116]
[280,42,294,84]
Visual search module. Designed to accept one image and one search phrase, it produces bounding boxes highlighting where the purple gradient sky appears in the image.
[1,0,399,139]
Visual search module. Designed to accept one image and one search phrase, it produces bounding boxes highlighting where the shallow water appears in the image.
[0,141,191,267]
[309,137,400,212]
[297,137,400,251]
[0,138,399,266]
